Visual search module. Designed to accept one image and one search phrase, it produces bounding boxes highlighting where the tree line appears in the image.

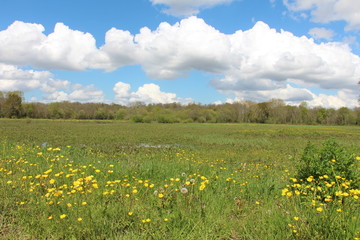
[1,91,359,125]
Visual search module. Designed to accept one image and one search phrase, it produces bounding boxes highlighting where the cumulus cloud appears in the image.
[0,63,104,103]
[283,0,360,30]
[0,21,98,70]
[1,17,359,108]
[149,0,235,16]
[308,27,335,40]
[43,85,105,103]
[0,63,68,92]
[113,81,192,105]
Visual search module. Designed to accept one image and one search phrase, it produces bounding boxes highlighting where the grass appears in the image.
[0,119,359,239]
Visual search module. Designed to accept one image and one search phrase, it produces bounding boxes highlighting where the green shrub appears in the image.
[297,139,359,186]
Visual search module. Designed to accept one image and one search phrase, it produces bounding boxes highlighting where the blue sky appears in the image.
[0,0,359,108]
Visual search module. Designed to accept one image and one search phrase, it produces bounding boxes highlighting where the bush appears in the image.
[297,139,359,186]
[132,115,144,123]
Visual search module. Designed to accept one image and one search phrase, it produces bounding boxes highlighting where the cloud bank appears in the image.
[0,17,359,108]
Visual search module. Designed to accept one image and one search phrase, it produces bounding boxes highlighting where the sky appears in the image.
[0,0,359,108]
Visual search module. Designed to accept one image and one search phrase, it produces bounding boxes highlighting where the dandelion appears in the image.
[180,187,188,194]
[158,193,164,198]
[307,176,314,182]
[316,207,323,212]
[81,201,87,206]
[77,218,83,222]
[164,218,169,222]
[60,214,67,219]
[128,212,133,216]
[255,201,260,205]
[293,216,299,221]
[48,216,53,220]
[49,179,55,184]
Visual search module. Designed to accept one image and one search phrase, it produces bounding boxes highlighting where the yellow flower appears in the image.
[60,214,67,219]
[158,193,164,198]
[49,179,55,184]
[81,201,87,206]
[199,184,206,191]
[128,212,133,216]
[48,216,53,220]
[307,176,314,182]
[67,203,72,207]
[255,201,260,205]
[293,216,299,221]
[316,207,323,212]
[164,218,169,222]
[336,209,342,212]
[77,218,83,222]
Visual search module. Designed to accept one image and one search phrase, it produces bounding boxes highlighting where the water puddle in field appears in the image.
[136,143,184,149]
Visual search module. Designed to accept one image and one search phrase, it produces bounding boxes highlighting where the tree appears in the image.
[3,91,23,118]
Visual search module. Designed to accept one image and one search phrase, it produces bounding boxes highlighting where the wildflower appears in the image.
[158,193,164,198]
[49,179,55,184]
[77,218,83,222]
[307,176,314,182]
[60,214,67,219]
[128,212,133,216]
[199,184,206,191]
[293,217,299,221]
[336,209,342,212]
[67,203,72,207]
[180,187,188,194]
[48,216,53,220]
[81,202,87,206]
[255,201,260,205]
[316,207,323,212]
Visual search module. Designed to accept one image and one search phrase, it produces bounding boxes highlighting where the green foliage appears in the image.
[297,139,358,186]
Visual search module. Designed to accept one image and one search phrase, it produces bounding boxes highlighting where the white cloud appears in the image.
[113,81,192,105]
[0,21,98,70]
[0,63,104,103]
[42,85,105,103]
[308,27,335,40]
[307,89,359,108]
[0,63,67,92]
[1,18,359,108]
[283,0,360,30]
[149,0,235,16]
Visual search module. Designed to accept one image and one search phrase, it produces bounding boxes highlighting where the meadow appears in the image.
[0,119,359,239]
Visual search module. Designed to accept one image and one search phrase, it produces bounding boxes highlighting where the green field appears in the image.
[0,119,359,239]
